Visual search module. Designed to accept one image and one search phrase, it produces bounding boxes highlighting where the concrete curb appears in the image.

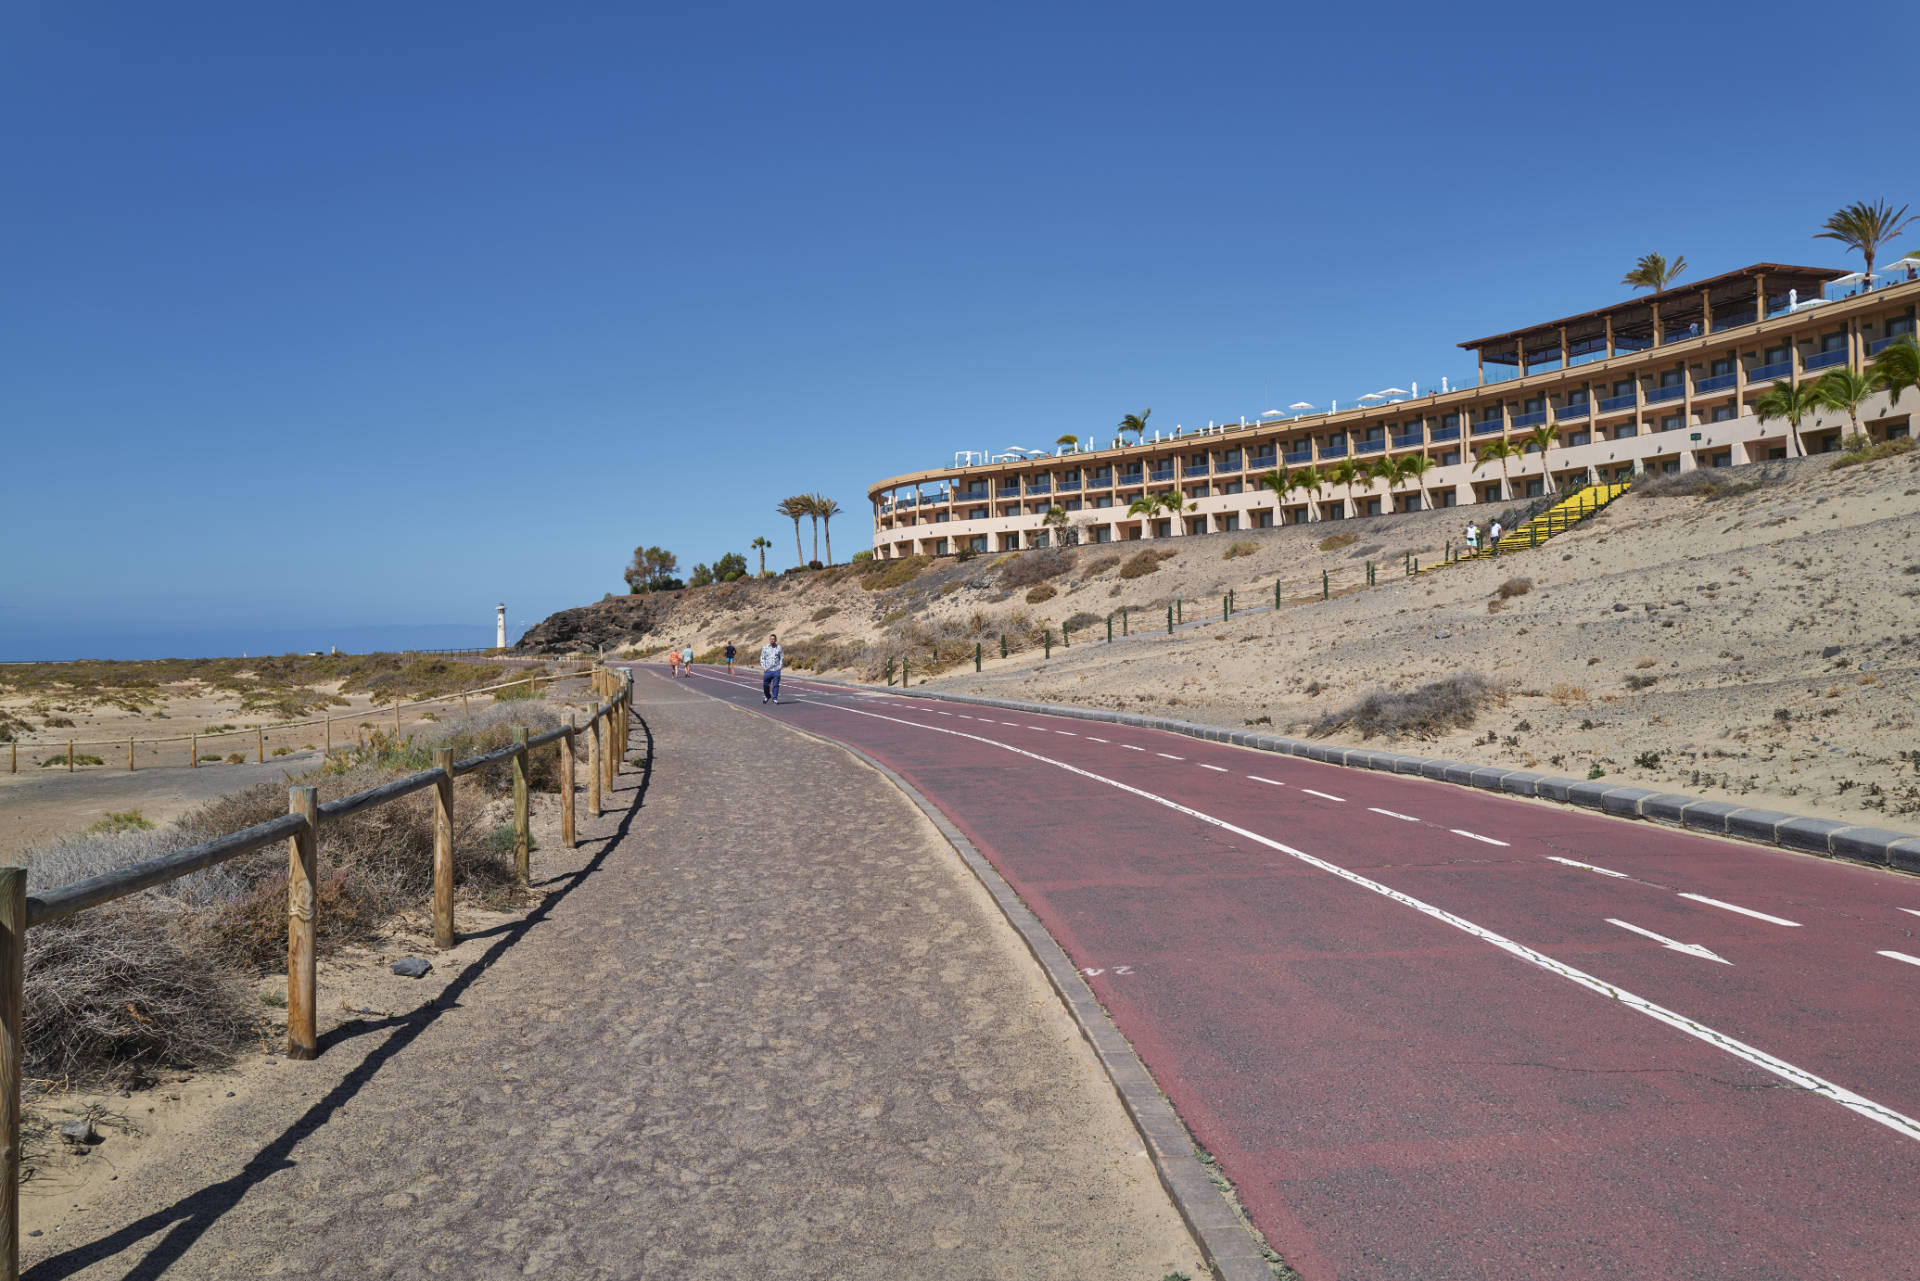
[690,682,1274,1281]
[830,681,1920,875]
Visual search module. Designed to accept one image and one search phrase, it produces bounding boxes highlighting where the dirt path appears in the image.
[23,677,1202,1278]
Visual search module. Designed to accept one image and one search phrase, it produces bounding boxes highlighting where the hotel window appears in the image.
[1710,356,1734,377]
[1121,465,1143,482]
[1093,467,1113,484]
[1061,467,1080,482]
[1661,414,1683,432]
[1662,460,1681,474]
[1442,413,1459,429]
[1614,425,1636,440]
[1889,314,1916,339]
[935,512,949,522]
[1222,449,1242,468]
[1710,405,1735,423]
[1482,485,1502,502]
[1659,370,1683,388]
[1064,498,1082,511]
[1219,514,1240,532]
[1524,396,1543,413]
[1613,380,1634,396]
[1821,331,1847,353]
[1568,431,1590,446]
[1221,480,1242,495]
[1565,388,1589,406]
[1094,495,1113,508]
[1438,450,1459,465]
[968,507,988,520]
[933,539,949,555]
[1092,526,1112,543]
[1254,510,1274,528]
[1764,344,1789,365]
[1440,490,1457,507]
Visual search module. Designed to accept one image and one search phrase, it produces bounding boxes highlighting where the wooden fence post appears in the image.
[587,712,602,818]
[432,748,455,950]
[560,717,577,850]
[393,702,401,741]
[286,786,319,1061]
[127,738,134,771]
[257,726,264,764]
[0,866,24,1281]
[324,717,331,757]
[191,733,197,768]
[67,739,73,773]
[512,728,530,884]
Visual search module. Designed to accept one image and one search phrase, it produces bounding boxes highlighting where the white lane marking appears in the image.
[1546,855,1632,880]
[1086,736,1110,743]
[1607,918,1732,965]
[958,714,974,719]
[1122,744,1146,752]
[1030,725,1051,732]
[1678,893,1803,928]
[935,711,952,716]
[1249,776,1285,786]
[1156,753,1185,760]
[1900,908,1920,920]
[1301,788,1345,802]
[1881,951,1920,968]
[1368,807,1419,822]
[1198,763,1229,772]
[1451,829,1509,847]
[1054,730,1078,736]
[798,698,1920,1143]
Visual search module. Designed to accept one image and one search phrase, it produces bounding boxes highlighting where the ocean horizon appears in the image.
[0,622,524,664]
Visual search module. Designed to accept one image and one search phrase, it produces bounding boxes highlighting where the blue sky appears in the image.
[4,0,1914,658]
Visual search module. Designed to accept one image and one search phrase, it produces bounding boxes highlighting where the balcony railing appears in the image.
[1748,360,1792,381]
[1355,438,1386,454]
[997,485,1020,497]
[1429,425,1460,442]
[1556,403,1590,421]
[1870,335,1910,355]
[1804,348,1850,371]
[1148,467,1175,483]
[1057,479,1081,492]
[1116,474,1144,488]
[1183,464,1211,478]
[1218,457,1243,472]
[1663,328,1702,345]
[1696,373,1737,393]
[1320,441,1349,459]
[1598,392,1637,412]
[1511,410,1548,428]
[1087,474,1113,488]
[1248,452,1277,469]
[1391,432,1424,448]
[1712,309,1757,331]
[1026,482,1052,495]
[1646,384,1686,404]
[1282,448,1313,465]
[1472,419,1504,435]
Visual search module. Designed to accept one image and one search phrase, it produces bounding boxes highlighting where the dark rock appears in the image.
[391,957,433,979]
[515,593,670,655]
[1822,645,1843,658]
[59,1118,95,1145]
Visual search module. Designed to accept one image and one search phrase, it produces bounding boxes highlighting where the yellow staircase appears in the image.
[1431,480,1630,569]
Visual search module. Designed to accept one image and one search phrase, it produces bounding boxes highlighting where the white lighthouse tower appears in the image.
[496,603,507,650]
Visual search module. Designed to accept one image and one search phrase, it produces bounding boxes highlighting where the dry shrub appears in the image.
[1063,611,1102,632]
[1318,533,1356,552]
[1495,577,1532,599]
[1634,656,1658,669]
[1309,675,1507,741]
[860,555,932,591]
[1549,682,1589,707]
[1026,583,1057,603]
[1224,541,1258,560]
[1830,438,1914,469]
[1083,554,1121,575]
[1119,549,1176,580]
[1000,547,1074,589]
[811,605,840,621]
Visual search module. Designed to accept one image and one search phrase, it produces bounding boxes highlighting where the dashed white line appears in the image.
[1368,807,1419,822]
[1450,829,1510,847]
[1198,763,1229,772]
[1301,788,1345,802]
[1156,753,1185,760]
[1054,730,1078,736]
[1900,908,1920,920]
[1122,744,1146,752]
[1678,893,1803,928]
[1248,776,1285,786]
[1086,736,1110,743]
[1881,951,1920,969]
[1545,855,1632,879]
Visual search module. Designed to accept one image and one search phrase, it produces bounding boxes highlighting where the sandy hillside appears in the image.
[526,448,1920,830]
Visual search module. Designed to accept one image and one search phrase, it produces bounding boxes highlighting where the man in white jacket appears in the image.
[760,633,784,704]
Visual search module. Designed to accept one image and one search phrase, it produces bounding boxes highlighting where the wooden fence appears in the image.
[0,666,633,1278]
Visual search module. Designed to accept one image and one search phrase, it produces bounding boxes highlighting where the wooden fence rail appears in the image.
[0,666,633,1278]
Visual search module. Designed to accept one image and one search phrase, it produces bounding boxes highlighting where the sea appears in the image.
[0,623,521,664]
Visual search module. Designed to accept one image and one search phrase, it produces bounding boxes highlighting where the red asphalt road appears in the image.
[639,664,1920,1281]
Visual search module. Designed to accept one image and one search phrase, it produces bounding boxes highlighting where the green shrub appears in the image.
[1223,541,1258,560]
[225,753,246,764]
[88,811,155,834]
[40,753,105,768]
[198,754,224,763]
[272,745,292,756]
[862,554,932,591]
[1318,533,1356,552]
[1310,675,1507,741]
[1118,549,1176,580]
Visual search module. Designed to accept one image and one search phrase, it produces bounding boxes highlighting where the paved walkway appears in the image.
[25,677,1200,1279]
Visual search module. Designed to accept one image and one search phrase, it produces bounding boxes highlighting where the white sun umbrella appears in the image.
[1376,387,1410,398]
[1356,392,1386,404]
[1261,409,1285,418]
[1287,401,1315,411]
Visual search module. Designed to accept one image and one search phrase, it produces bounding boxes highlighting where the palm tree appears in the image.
[812,493,843,565]
[1474,440,1522,501]
[1622,253,1688,292]
[1118,408,1152,444]
[1292,465,1328,521]
[1752,380,1820,457]
[1399,453,1437,512]
[1257,467,1295,524]
[1815,200,1915,287]
[1812,368,1874,437]
[1522,424,1558,494]
[798,494,824,564]
[751,535,773,577]
[1325,458,1361,519]
[1868,333,1920,407]
[1055,433,1080,454]
[1042,504,1070,545]
[776,496,809,568]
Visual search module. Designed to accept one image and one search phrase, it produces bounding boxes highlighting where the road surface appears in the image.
[659,663,1920,1281]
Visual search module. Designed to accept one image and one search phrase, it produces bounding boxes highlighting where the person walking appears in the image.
[1488,519,1504,555]
[667,646,681,678]
[724,642,737,675]
[681,643,694,677]
[760,632,785,704]
[1464,520,1480,556]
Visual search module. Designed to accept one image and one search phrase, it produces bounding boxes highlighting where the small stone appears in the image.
[1612,603,1628,612]
[27,1230,40,1238]
[391,957,433,979]
[59,1118,95,1145]
[1821,645,1843,658]
[226,1091,236,1098]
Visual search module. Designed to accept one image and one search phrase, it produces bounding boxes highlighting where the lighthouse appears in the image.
[496,603,507,650]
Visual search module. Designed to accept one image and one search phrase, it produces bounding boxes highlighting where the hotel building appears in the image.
[868,263,1918,558]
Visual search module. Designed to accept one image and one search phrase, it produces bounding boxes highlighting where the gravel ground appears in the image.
[22,677,1201,1279]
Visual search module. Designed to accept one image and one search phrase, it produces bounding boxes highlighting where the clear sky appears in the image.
[5,0,1914,659]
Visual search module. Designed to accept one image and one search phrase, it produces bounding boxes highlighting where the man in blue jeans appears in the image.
[760,632,784,704]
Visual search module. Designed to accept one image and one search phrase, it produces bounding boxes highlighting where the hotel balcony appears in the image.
[1320,441,1349,459]
[1696,373,1738,393]
[1116,473,1144,488]
[1804,349,1850,371]
[1282,447,1312,465]
[1749,360,1792,381]
[1598,392,1637,413]
[1148,466,1175,482]
[1025,481,1051,495]
[1057,479,1081,492]
[1183,464,1210,478]
[1248,451,1277,469]
[1555,403,1590,422]
[997,484,1020,498]
[1646,385,1685,404]
[1391,431,1424,448]
[1870,335,1909,355]
[1355,438,1386,454]
[1429,425,1460,442]
[1472,419,1504,435]
[1511,410,1548,428]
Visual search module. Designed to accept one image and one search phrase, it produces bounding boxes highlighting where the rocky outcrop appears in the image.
[514,593,676,654]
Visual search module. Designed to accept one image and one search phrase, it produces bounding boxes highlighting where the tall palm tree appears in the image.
[1752,380,1820,457]
[1292,465,1328,521]
[1522,424,1559,494]
[1812,368,1874,436]
[1325,457,1361,519]
[1868,333,1920,407]
[1118,408,1152,444]
[751,535,772,577]
[1125,493,1159,534]
[812,493,843,565]
[776,496,809,568]
[1055,433,1080,453]
[1815,200,1915,287]
[1474,440,1522,501]
[1622,253,1688,292]
[1399,453,1437,512]
[1257,467,1295,524]
[799,494,824,564]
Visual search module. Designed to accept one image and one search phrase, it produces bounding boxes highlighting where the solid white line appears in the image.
[1156,753,1185,760]
[1900,908,1920,920]
[1301,788,1345,802]
[1881,951,1920,968]
[1451,829,1510,847]
[1198,763,1229,772]
[1248,776,1285,786]
[1678,893,1803,928]
[1607,918,1731,964]
[1545,855,1632,879]
[1368,807,1419,822]
[792,697,1920,1144]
